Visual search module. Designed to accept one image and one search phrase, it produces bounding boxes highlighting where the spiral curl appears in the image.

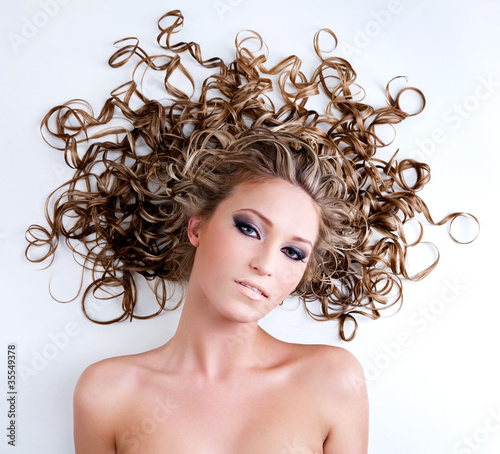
[26,10,475,340]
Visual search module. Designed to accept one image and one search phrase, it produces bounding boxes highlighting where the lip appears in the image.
[234,280,269,300]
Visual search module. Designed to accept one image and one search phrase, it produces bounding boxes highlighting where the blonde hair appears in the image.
[26,10,473,340]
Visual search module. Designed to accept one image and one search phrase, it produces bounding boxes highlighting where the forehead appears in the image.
[219,179,320,243]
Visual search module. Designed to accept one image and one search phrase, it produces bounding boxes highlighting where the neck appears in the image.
[161,283,272,381]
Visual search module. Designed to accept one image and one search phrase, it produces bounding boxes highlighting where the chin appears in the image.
[222,301,274,325]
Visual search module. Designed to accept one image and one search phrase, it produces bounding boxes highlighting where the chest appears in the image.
[115,375,326,453]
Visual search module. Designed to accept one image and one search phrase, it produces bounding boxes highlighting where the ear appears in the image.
[187,215,204,247]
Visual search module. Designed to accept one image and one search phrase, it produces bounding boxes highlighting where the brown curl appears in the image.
[25,10,477,340]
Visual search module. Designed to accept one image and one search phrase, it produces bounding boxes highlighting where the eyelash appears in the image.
[233,220,307,262]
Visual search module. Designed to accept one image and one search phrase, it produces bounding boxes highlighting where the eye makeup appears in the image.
[282,244,308,263]
[233,215,260,239]
[232,214,308,262]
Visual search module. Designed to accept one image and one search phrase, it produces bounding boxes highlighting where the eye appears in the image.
[234,220,260,239]
[282,247,306,262]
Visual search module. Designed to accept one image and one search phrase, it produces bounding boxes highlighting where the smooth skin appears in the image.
[73,178,368,453]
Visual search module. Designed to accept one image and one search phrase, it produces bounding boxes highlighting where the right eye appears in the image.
[234,220,260,239]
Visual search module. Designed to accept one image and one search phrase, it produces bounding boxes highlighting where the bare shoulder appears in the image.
[311,344,365,390]
[75,354,140,399]
[277,342,368,452]
[307,344,367,412]
[74,349,157,413]
[283,342,365,390]
[297,344,368,453]
[73,353,151,453]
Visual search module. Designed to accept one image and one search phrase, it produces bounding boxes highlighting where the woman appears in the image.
[73,157,369,452]
[26,9,470,453]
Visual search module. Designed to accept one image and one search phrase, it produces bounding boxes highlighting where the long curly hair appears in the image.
[25,10,473,340]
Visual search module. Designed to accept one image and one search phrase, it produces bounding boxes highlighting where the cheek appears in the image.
[200,229,242,277]
[278,265,307,294]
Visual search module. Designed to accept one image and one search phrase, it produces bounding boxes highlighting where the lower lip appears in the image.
[234,281,268,301]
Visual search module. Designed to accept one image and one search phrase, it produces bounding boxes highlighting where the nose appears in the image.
[249,245,275,276]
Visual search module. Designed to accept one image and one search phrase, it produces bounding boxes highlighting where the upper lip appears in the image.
[235,280,269,298]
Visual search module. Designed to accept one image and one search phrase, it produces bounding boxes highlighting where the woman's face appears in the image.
[187,178,320,323]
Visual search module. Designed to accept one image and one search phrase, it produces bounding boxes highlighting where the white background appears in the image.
[1,0,500,453]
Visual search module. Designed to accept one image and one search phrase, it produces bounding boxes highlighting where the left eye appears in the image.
[282,247,305,261]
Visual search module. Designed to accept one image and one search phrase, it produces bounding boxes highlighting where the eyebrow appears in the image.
[235,208,313,249]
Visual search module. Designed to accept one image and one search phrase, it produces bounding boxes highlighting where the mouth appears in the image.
[235,281,268,300]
